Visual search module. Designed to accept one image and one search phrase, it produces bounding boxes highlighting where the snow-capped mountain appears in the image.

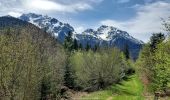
[19,13,143,59]
[77,25,143,59]
[19,13,75,43]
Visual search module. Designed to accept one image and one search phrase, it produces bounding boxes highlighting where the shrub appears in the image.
[70,48,128,91]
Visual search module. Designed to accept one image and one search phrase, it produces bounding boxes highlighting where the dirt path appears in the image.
[70,91,88,100]
[106,96,113,100]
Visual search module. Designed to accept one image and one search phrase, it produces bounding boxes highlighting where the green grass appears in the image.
[81,74,144,100]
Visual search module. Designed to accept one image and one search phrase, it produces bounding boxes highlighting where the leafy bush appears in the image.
[70,48,128,91]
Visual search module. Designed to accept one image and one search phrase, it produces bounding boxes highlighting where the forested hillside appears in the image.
[0,16,134,100]
[0,16,66,99]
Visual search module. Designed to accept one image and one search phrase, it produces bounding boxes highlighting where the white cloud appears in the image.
[75,26,86,33]
[100,1,170,42]
[0,0,102,15]
[8,12,22,17]
[25,0,92,13]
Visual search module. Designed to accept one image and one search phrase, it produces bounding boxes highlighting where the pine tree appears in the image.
[63,31,74,52]
[40,78,51,100]
[79,43,83,50]
[86,43,90,51]
[150,33,165,52]
[63,31,75,88]
[73,39,78,50]
[64,61,75,88]
[93,44,99,52]
[123,44,130,60]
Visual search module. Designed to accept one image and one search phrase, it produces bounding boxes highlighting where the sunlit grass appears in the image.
[81,74,144,100]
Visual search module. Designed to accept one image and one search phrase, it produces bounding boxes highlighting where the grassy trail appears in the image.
[81,74,144,100]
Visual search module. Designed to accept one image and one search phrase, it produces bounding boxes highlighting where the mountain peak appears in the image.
[83,29,97,35]
[22,13,42,18]
[99,25,109,28]
[98,25,117,31]
[20,13,74,42]
[19,13,143,59]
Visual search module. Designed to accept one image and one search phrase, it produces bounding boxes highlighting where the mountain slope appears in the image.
[19,13,143,60]
[0,15,62,48]
[77,25,143,59]
[19,13,74,43]
[0,16,28,28]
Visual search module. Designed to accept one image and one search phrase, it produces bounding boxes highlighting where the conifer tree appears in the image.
[64,61,75,88]
[73,39,78,50]
[79,43,83,50]
[123,44,130,60]
[63,31,74,52]
[93,44,99,52]
[86,43,90,51]
[63,31,75,88]
[150,33,165,52]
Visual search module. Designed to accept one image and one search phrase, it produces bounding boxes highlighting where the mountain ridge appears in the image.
[19,13,143,59]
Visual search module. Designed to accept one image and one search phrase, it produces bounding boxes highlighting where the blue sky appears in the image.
[0,0,170,42]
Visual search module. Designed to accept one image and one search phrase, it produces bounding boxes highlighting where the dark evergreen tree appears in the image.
[123,44,130,60]
[86,43,90,51]
[150,33,165,52]
[79,43,83,50]
[64,61,75,89]
[93,44,99,52]
[73,39,78,50]
[40,78,51,100]
[5,28,12,36]
[63,31,75,88]
[63,31,74,52]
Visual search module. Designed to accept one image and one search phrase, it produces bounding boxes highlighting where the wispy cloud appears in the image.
[0,0,103,16]
[8,12,22,17]
[100,1,170,42]
[25,0,93,13]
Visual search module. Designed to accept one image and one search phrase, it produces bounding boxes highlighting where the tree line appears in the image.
[0,25,134,99]
[0,26,66,100]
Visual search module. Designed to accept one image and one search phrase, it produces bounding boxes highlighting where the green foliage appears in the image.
[136,44,155,82]
[123,44,130,60]
[78,43,83,50]
[85,43,91,51]
[136,32,170,93]
[0,27,66,100]
[63,31,74,52]
[63,32,77,89]
[93,44,99,51]
[149,33,165,52]
[40,78,51,100]
[64,60,75,88]
[73,39,78,50]
[82,74,144,100]
[70,48,128,91]
[151,42,170,92]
